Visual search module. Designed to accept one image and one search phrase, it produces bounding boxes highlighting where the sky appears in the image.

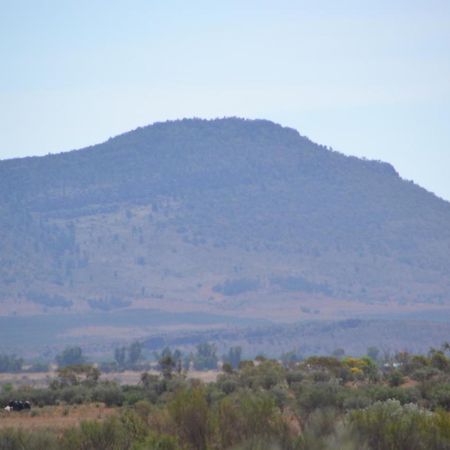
[1,0,450,200]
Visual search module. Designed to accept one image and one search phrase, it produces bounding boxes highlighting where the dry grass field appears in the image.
[0,403,117,432]
[0,370,219,434]
[0,369,219,389]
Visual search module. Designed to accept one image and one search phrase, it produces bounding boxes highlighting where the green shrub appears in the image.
[388,370,405,387]
[60,385,91,404]
[217,376,238,395]
[428,384,450,410]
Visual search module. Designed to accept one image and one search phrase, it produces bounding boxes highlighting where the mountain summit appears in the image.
[1,118,449,318]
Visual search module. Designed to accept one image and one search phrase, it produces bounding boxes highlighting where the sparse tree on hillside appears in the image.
[223,346,242,369]
[56,346,85,368]
[114,346,127,368]
[128,341,143,366]
[159,354,176,380]
[194,342,218,371]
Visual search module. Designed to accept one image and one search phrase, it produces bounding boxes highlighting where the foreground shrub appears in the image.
[131,433,180,450]
[0,428,59,450]
[296,382,343,414]
[62,411,147,450]
[216,390,286,448]
[168,385,210,450]
[295,409,356,450]
[350,399,450,450]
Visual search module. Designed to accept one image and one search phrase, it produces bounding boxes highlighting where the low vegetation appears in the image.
[2,344,450,449]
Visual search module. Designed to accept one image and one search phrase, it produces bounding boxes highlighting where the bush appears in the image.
[238,360,285,390]
[428,384,450,410]
[411,367,440,382]
[388,370,405,387]
[342,392,371,411]
[350,399,450,450]
[302,407,340,439]
[216,391,284,448]
[296,382,343,414]
[92,383,125,406]
[133,400,154,421]
[362,384,420,405]
[132,433,180,450]
[0,428,59,450]
[60,385,91,404]
[168,386,210,450]
[286,370,304,386]
[62,411,147,450]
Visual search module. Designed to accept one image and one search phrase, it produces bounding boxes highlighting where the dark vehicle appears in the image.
[4,400,31,412]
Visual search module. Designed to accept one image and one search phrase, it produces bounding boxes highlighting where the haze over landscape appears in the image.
[2,3,450,449]
[0,0,449,360]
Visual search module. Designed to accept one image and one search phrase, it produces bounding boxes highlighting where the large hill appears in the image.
[1,118,450,321]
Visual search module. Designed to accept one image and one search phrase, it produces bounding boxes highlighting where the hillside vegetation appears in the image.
[1,118,450,317]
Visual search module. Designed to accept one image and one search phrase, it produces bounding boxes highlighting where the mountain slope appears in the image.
[1,118,449,317]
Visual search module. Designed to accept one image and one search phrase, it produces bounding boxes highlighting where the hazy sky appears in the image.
[1,1,449,200]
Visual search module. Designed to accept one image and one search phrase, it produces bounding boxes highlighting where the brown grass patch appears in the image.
[0,403,117,432]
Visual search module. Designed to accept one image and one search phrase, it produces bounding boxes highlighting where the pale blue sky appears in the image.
[1,1,449,199]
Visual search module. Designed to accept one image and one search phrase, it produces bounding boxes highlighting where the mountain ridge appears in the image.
[1,117,449,319]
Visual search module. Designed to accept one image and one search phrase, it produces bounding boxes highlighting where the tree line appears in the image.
[2,344,450,448]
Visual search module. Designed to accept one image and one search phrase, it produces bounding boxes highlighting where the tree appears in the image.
[140,372,159,390]
[430,349,450,371]
[54,364,100,387]
[168,386,210,450]
[172,349,183,374]
[156,348,184,375]
[332,348,345,359]
[367,346,380,362]
[128,341,142,366]
[280,350,301,368]
[193,343,218,370]
[114,347,127,368]
[159,353,176,380]
[442,342,450,353]
[0,354,23,372]
[223,346,242,369]
[56,346,85,367]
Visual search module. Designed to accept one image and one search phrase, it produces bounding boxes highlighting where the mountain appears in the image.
[1,118,450,320]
